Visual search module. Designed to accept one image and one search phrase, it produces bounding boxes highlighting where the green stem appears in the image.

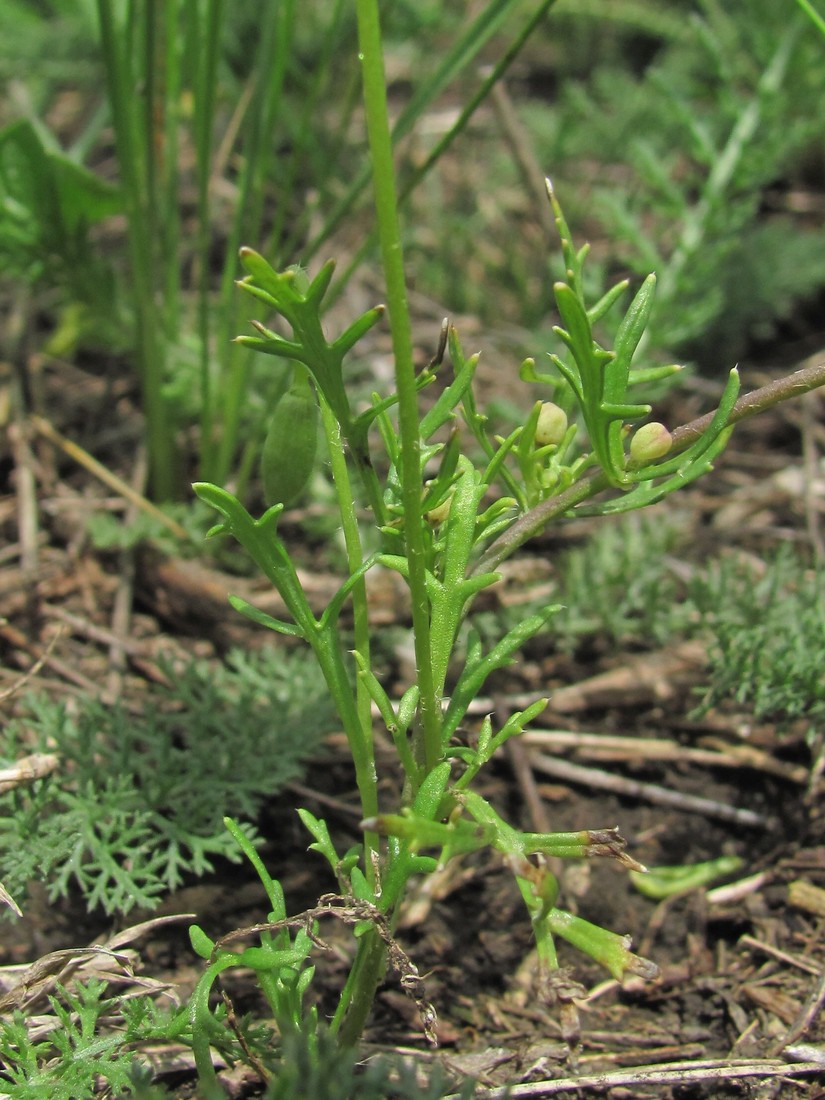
[302,395,382,1049]
[318,396,378,877]
[795,0,825,36]
[328,0,558,304]
[161,0,182,341]
[355,0,441,773]
[306,0,528,267]
[330,1,446,1050]
[331,931,387,1047]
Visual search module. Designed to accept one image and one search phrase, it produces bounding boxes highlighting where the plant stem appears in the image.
[318,396,378,879]
[355,0,442,773]
[306,0,530,268]
[669,361,825,450]
[331,930,387,1048]
[330,0,449,1051]
[795,0,825,36]
[328,0,559,303]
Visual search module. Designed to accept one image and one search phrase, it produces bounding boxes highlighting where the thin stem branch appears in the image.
[194,0,224,476]
[474,360,825,574]
[794,0,825,37]
[318,396,378,878]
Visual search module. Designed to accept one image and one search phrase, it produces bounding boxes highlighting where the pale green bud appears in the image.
[629,421,672,464]
[535,402,568,447]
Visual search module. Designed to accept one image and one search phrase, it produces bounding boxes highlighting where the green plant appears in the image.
[0,978,183,1099]
[0,648,335,914]
[182,3,825,1082]
[259,1023,480,1100]
[0,968,478,1099]
[184,6,825,1077]
[0,116,122,351]
[796,0,825,36]
[690,547,825,730]
[6,4,825,1093]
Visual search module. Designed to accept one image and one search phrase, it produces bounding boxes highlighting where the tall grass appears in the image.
[90,0,554,499]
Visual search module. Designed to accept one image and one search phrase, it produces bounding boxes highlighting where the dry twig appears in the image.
[448,1057,824,1098]
[528,751,767,827]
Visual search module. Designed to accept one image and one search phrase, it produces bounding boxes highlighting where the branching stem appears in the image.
[475,360,825,574]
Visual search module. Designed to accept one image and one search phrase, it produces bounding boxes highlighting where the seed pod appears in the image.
[261,367,319,507]
[629,421,672,465]
[534,402,568,447]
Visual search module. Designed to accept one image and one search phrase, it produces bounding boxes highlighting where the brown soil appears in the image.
[1,327,824,1099]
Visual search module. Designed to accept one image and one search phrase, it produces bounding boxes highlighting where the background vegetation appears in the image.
[1,0,823,498]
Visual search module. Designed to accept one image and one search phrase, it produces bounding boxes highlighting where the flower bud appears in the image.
[534,402,568,447]
[629,421,672,465]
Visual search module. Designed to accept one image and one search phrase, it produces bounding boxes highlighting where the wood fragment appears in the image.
[741,982,801,1025]
[528,751,768,827]
[447,1058,824,1098]
[522,729,807,784]
[456,642,707,719]
[107,445,148,698]
[30,413,190,541]
[0,753,60,793]
[544,642,707,713]
[739,934,823,977]
[770,969,825,1058]
[0,623,66,702]
[788,880,825,918]
[42,606,145,655]
[784,1042,825,1066]
[800,385,825,561]
[0,620,97,693]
